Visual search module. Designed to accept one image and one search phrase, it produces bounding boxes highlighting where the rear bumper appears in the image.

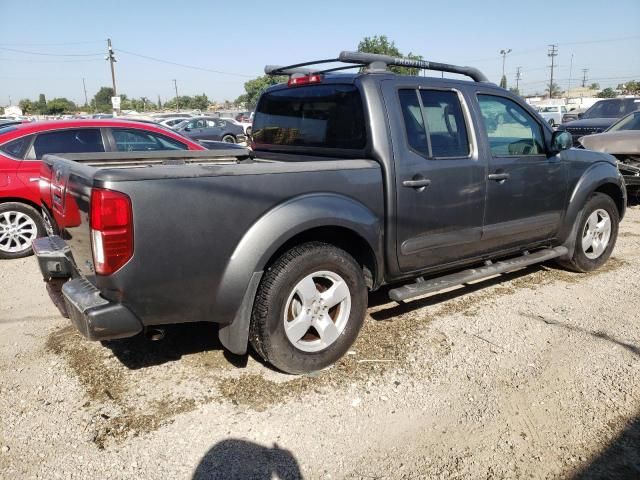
[33,236,143,341]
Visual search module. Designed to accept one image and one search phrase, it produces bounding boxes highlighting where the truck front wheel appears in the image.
[249,242,367,374]
[560,192,619,272]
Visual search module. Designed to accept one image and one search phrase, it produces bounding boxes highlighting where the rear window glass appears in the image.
[252,84,366,150]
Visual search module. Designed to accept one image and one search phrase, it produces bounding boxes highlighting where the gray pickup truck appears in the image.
[34,52,626,374]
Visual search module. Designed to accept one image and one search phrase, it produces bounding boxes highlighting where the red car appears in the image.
[0,119,205,259]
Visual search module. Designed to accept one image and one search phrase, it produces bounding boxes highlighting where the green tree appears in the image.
[46,98,76,115]
[357,35,423,75]
[93,87,115,113]
[19,99,35,114]
[235,75,286,109]
[190,94,210,111]
[546,82,562,98]
[500,75,507,89]
[508,87,520,96]
[597,87,617,98]
[589,82,600,90]
[617,81,639,95]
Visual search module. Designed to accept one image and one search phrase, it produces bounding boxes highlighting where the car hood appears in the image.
[561,118,617,129]
[580,131,640,154]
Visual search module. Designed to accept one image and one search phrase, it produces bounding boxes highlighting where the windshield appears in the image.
[583,99,639,119]
[253,84,366,151]
[541,106,559,112]
[607,111,640,132]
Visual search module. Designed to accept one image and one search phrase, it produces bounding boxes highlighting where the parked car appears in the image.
[561,108,585,123]
[220,117,253,136]
[34,51,625,374]
[173,117,247,144]
[0,119,205,259]
[579,111,640,192]
[539,105,568,127]
[158,117,191,129]
[558,97,640,145]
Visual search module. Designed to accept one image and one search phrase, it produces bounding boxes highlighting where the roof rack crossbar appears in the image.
[264,51,490,83]
[338,51,489,82]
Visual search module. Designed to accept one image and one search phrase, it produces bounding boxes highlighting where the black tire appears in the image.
[249,242,367,374]
[0,202,46,260]
[559,193,619,272]
[221,134,236,143]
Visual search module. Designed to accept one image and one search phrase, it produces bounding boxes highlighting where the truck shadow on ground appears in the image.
[102,322,251,370]
[192,439,302,480]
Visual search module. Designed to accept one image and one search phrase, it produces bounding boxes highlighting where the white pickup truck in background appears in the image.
[539,105,569,127]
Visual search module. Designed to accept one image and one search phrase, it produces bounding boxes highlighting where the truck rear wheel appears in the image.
[559,193,619,272]
[0,202,46,260]
[249,242,367,374]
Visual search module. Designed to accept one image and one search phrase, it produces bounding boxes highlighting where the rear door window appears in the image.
[30,129,105,160]
[111,128,187,151]
[398,88,470,158]
[253,84,366,150]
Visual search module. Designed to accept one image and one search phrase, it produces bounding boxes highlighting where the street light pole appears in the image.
[173,79,179,112]
[500,49,512,87]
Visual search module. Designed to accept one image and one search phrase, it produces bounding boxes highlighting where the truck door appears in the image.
[381,82,487,272]
[473,93,567,251]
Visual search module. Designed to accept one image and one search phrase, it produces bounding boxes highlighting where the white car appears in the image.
[159,117,192,129]
[220,117,252,135]
[539,105,568,127]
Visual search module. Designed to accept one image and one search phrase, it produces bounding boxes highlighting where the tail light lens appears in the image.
[287,74,323,87]
[90,188,133,275]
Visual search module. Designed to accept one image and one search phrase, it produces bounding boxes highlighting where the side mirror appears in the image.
[183,127,191,132]
[551,130,572,153]
[577,112,584,119]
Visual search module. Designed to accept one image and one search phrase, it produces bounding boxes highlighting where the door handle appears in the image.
[488,173,510,181]
[402,178,432,189]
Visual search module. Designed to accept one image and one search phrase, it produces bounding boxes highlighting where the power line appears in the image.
[0,40,105,47]
[0,57,103,63]
[0,46,103,57]
[115,48,255,78]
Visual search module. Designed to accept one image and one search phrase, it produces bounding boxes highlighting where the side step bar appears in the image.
[388,246,568,302]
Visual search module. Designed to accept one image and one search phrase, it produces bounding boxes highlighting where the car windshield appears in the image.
[607,111,640,132]
[541,106,559,112]
[583,99,639,119]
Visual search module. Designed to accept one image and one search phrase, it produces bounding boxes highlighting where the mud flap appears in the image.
[218,271,263,355]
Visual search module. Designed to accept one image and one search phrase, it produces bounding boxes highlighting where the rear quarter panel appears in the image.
[92,160,384,328]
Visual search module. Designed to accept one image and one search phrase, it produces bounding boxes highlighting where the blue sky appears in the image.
[1,0,639,106]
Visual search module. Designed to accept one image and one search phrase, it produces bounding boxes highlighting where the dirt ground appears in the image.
[1,208,639,480]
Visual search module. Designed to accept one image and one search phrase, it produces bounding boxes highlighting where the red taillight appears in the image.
[287,74,323,87]
[90,188,133,275]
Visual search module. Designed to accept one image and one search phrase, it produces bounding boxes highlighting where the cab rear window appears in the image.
[252,84,366,150]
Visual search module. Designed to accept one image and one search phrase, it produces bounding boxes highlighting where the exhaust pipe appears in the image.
[145,327,165,341]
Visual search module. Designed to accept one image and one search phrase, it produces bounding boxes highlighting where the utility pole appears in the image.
[157,94,162,110]
[106,38,118,114]
[82,78,88,108]
[547,44,558,98]
[581,68,589,88]
[499,49,511,87]
[567,53,574,99]
[172,79,179,112]
[515,67,522,92]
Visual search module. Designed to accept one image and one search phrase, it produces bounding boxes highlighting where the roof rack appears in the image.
[264,51,490,83]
